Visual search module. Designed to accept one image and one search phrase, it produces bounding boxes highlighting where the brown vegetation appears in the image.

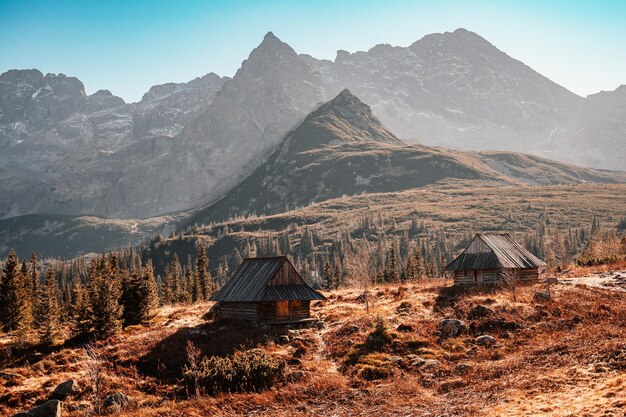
[1,263,626,416]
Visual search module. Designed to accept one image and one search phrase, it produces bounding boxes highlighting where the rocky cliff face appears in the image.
[565,85,626,171]
[0,32,327,219]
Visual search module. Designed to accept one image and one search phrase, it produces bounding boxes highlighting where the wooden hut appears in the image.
[445,234,546,285]
[210,256,325,323]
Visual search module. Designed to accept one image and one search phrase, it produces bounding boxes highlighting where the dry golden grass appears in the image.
[1,265,626,416]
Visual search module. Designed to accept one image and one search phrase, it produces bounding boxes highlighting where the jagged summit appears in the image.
[252,30,294,55]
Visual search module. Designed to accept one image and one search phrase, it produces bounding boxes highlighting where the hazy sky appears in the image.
[1,0,624,102]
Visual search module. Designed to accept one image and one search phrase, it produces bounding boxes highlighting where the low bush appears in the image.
[183,349,286,395]
[357,364,393,381]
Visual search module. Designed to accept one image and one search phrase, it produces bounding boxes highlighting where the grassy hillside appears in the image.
[147,181,626,275]
[2,272,625,416]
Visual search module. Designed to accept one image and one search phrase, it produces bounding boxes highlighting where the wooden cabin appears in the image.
[445,234,546,285]
[210,256,325,323]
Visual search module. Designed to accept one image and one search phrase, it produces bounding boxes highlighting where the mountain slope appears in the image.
[185,90,625,227]
[565,85,626,171]
[0,69,229,219]
[0,32,326,219]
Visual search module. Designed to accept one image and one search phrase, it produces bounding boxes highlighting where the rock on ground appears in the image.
[534,291,552,302]
[469,304,494,319]
[50,379,79,401]
[439,319,467,338]
[476,335,497,346]
[13,399,62,417]
[102,392,131,409]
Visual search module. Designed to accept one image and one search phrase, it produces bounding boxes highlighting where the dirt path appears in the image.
[310,324,341,375]
[560,270,626,292]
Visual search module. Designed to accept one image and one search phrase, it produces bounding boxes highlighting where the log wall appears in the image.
[454,268,539,285]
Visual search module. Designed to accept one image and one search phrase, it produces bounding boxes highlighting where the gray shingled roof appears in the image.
[446,234,546,271]
[210,256,325,302]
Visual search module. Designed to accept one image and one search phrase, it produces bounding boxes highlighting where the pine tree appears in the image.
[162,254,181,305]
[404,253,416,281]
[387,246,400,283]
[413,248,425,278]
[181,266,193,304]
[322,262,334,290]
[122,262,159,325]
[36,269,61,345]
[90,256,123,338]
[195,245,213,301]
[29,252,40,300]
[139,261,159,322]
[0,250,33,332]
[230,248,243,272]
[69,282,91,335]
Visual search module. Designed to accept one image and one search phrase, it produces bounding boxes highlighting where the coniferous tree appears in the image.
[37,269,61,345]
[0,250,33,332]
[162,254,181,305]
[182,265,194,304]
[195,246,213,301]
[404,252,416,281]
[322,262,334,290]
[29,252,40,300]
[413,247,425,278]
[69,282,91,335]
[230,248,243,272]
[90,256,123,338]
[122,262,159,325]
[387,246,400,283]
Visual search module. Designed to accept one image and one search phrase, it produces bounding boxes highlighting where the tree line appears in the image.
[0,246,214,344]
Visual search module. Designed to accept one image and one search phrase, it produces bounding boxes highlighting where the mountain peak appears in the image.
[263,31,278,41]
[258,31,288,50]
[281,90,403,154]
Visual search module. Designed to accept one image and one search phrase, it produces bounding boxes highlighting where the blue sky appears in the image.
[1,0,625,102]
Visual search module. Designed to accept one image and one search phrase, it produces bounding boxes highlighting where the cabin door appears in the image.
[275,301,290,318]
[474,270,483,282]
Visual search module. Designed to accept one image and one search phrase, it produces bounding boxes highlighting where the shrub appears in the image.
[183,349,286,395]
[404,337,430,350]
[357,364,392,381]
[365,316,392,349]
[395,301,413,314]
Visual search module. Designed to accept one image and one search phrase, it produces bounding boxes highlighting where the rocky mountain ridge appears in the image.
[0,29,624,221]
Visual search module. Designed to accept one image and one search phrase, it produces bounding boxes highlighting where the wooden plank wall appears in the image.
[268,261,301,286]
[454,269,539,285]
[219,302,259,321]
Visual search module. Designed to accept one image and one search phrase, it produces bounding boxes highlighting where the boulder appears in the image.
[276,335,290,344]
[13,400,62,417]
[438,319,467,338]
[475,335,497,347]
[411,357,441,370]
[102,392,131,409]
[50,379,79,401]
[468,304,494,319]
[533,291,551,302]
[387,355,404,364]
[545,277,559,285]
